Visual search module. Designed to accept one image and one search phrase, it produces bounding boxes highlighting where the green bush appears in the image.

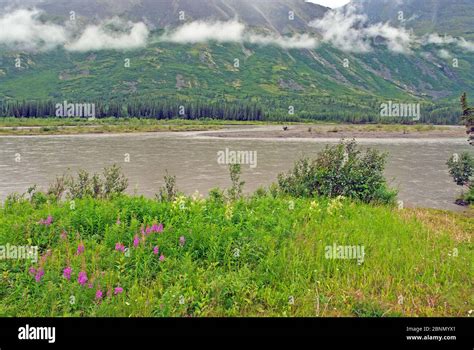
[446,152,473,187]
[446,152,474,205]
[277,140,397,204]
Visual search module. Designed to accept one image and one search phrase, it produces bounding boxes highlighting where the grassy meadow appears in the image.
[0,193,472,317]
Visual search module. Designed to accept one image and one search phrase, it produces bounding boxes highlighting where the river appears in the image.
[0,127,472,211]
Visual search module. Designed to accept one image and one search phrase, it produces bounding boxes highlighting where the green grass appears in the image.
[0,194,471,317]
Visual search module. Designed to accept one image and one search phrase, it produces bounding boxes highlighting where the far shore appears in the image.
[0,118,467,138]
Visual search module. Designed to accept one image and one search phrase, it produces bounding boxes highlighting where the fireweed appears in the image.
[3,193,470,317]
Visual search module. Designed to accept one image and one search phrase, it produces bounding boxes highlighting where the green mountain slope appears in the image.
[0,0,473,122]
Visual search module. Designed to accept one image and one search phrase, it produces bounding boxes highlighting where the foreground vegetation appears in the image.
[0,191,472,317]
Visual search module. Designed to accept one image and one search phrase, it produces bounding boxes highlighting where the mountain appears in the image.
[349,0,474,39]
[0,0,473,123]
[0,0,327,34]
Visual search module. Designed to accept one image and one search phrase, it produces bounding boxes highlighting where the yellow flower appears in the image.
[225,203,234,220]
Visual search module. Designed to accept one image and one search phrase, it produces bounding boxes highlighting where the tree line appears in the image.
[0,97,464,125]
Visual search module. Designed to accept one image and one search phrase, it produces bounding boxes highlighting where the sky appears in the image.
[307,0,352,8]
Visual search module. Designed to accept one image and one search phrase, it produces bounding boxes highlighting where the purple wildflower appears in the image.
[153,223,164,233]
[63,267,72,280]
[28,267,36,276]
[153,246,159,255]
[179,236,186,247]
[78,271,88,286]
[115,243,125,252]
[35,268,44,282]
[76,243,85,255]
[96,290,103,300]
[133,235,140,248]
[39,216,53,226]
[114,287,123,295]
[159,254,165,262]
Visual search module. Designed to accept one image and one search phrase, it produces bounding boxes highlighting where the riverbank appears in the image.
[0,118,466,138]
[199,124,466,140]
[0,194,472,317]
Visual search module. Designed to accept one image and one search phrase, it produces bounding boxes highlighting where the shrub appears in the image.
[277,140,397,204]
[156,171,178,202]
[47,165,128,201]
[447,152,474,205]
[446,152,473,187]
[227,164,245,201]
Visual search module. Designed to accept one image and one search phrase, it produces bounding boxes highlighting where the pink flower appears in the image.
[140,226,145,236]
[78,271,88,286]
[28,267,36,276]
[60,231,68,240]
[159,254,165,262]
[39,216,53,226]
[35,268,44,282]
[76,243,85,255]
[179,236,186,247]
[145,226,152,235]
[115,243,125,252]
[96,290,103,300]
[133,235,140,248]
[152,223,164,233]
[114,287,123,295]
[88,283,93,289]
[63,267,72,280]
[153,246,159,255]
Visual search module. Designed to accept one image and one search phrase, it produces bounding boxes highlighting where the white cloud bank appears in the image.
[0,8,472,54]
[309,5,474,54]
[422,33,474,52]
[0,8,68,50]
[0,9,149,51]
[160,20,318,49]
[309,5,414,53]
[66,20,149,51]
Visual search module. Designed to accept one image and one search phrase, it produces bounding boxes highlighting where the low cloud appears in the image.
[161,20,245,44]
[1,7,472,55]
[422,33,474,52]
[248,33,317,49]
[309,5,474,55]
[160,20,318,49]
[0,8,68,50]
[309,5,414,53]
[0,8,149,52]
[66,20,149,52]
